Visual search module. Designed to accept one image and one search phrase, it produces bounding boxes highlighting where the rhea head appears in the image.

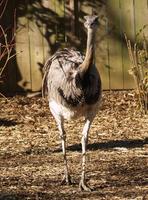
[84,15,99,30]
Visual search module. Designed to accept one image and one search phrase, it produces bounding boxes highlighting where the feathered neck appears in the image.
[80,28,96,76]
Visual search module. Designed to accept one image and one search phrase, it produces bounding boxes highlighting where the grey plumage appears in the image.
[42,48,101,107]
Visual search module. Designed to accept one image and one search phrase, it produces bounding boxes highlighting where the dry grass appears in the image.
[0,91,148,200]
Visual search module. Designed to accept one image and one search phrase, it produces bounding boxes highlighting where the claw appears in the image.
[79,180,92,192]
[61,174,72,185]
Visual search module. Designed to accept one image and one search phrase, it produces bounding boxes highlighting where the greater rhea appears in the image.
[42,15,102,191]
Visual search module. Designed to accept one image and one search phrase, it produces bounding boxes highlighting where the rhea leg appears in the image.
[50,106,71,185]
[57,119,71,185]
[79,116,94,191]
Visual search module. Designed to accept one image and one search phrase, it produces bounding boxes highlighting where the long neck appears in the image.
[80,28,96,76]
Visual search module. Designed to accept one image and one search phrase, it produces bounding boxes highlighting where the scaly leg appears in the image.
[79,116,94,191]
[58,120,71,185]
[50,106,71,185]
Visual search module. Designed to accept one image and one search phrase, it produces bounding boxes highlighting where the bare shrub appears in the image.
[125,33,148,114]
[0,0,16,97]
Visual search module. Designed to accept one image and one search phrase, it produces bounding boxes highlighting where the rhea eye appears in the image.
[94,18,98,22]
[69,72,73,76]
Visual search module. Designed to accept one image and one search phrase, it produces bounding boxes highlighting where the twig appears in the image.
[0,26,11,77]
[0,0,8,19]
[0,92,9,100]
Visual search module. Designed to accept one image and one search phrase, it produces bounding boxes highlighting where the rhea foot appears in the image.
[61,174,72,185]
[79,179,92,192]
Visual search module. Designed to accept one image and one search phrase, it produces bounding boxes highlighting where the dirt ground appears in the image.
[0,91,148,200]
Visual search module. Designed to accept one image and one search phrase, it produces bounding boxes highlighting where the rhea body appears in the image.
[42,15,102,191]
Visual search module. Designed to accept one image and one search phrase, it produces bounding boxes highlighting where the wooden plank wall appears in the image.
[2,0,148,93]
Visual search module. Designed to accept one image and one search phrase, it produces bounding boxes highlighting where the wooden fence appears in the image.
[1,0,148,93]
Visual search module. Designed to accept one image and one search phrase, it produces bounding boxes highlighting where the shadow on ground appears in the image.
[0,119,18,127]
[53,138,148,153]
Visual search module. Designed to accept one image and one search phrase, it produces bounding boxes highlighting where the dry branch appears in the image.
[125,34,148,114]
[0,0,17,97]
